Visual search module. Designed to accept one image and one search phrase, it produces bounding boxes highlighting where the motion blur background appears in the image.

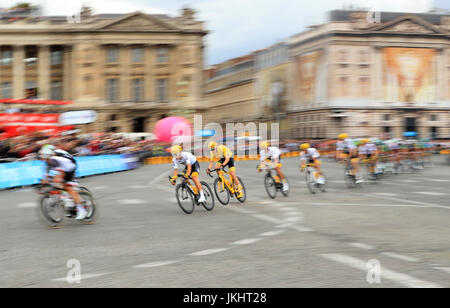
[0,0,449,164]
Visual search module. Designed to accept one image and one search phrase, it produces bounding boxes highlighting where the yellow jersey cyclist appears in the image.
[257,141,289,192]
[299,143,325,185]
[169,145,206,203]
[336,133,363,184]
[358,139,379,179]
[206,141,244,198]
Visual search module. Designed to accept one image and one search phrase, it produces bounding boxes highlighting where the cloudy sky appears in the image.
[1,0,440,64]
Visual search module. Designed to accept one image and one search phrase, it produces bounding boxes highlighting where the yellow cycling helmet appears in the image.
[260,141,270,149]
[361,139,370,144]
[338,133,348,140]
[300,143,310,150]
[208,141,217,150]
[171,145,182,155]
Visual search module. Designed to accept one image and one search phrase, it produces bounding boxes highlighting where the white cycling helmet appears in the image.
[39,144,55,159]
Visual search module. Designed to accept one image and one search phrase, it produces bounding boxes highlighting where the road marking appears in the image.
[91,186,108,190]
[250,214,284,224]
[17,202,36,208]
[52,272,110,282]
[259,230,286,237]
[414,192,446,196]
[117,199,146,205]
[427,179,450,182]
[148,170,173,186]
[284,217,301,223]
[189,248,231,256]
[381,252,418,262]
[360,193,450,210]
[289,225,313,232]
[129,185,148,189]
[320,254,442,288]
[133,261,179,268]
[398,180,419,183]
[373,193,399,197]
[350,243,374,250]
[434,267,450,274]
[231,238,262,245]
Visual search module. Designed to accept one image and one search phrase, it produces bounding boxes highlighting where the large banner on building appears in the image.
[383,48,436,103]
[260,65,288,114]
[294,50,322,104]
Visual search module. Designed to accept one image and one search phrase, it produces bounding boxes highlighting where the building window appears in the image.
[132,78,144,102]
[157,47,169,63]
[1,82,11,98]
[50,49,63,66]
[132,47,144,63]
[430,114,438,121]
[50,81,63,100]
[384,114,391,121]
[430,127,438,139]
[25,46,38,65]
[157,79,168,103]
[25,80,37,98]
[106,79,119,102]
[106,47,119,63]
[1,48,12,65]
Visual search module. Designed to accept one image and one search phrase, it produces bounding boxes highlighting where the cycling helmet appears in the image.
[171,145,182,156]
[208,141,217,150]
[338,133,348,140]
[300,143,310,150]
[260,141,270,150]
[39,144,55,159]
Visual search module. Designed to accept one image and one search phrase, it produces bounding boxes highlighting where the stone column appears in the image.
[145,44,154,102]
[120,45,130,103]
[373,46,383,101]
[38,45,50,100]
[12,45,25,99]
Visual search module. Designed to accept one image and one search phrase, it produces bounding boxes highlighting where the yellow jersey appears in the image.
[210,145,233,161]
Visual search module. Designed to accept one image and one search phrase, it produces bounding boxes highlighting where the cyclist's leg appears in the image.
[190,162,203,193]
[64,171,81,204]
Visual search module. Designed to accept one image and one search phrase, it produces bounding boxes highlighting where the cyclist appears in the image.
[299,143,325,184]
[39,144,87,220]
[336,133,363,184]
[206,141,243,198]
[358,139,379,180]
[169,145,206,203]
[257,141,288,192]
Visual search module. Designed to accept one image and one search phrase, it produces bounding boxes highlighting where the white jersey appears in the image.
[336,139,356,152]
[47,156,76,173]
[359,143,378,155]
[260,147,281,162]
[173,152,197,169]
[300,148,320,160]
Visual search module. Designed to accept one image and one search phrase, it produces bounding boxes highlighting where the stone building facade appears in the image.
[287,10,450,139]
[0,7,207,133]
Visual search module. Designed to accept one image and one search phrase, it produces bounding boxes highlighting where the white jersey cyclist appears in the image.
[300,147,320,162]
[260,147,282,162]
[358,143,378,156]
[336,138,356,153]
[46,155,77,185]
[172,152,197,169]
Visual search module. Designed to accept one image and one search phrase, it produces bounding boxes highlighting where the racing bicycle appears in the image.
[208,168,246,205]
[304,163,326,194]
[36,182,97,228]
[170,173,214,214]
[258,163,289,199]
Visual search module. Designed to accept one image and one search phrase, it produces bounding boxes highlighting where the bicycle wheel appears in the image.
[176,184,194,214]
[306,170,317,194]
[214,178,230,205]
[38,195,64,228]
[200,182,215,211]
[264,174,277,199]
[79,191,98,224]
[236,177,247,203]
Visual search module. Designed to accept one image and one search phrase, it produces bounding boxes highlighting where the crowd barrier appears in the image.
[0,154,137,190]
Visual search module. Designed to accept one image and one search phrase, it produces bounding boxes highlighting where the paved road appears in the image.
[0,156,449,288]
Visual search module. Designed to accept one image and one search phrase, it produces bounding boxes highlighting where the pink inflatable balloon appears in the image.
[154,117,191,142]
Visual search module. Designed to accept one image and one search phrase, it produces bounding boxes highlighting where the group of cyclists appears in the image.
[36,132,439,219]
